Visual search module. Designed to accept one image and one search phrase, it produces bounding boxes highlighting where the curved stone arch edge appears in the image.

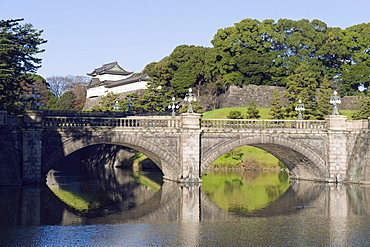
[201,135,327,180]
[42,136,181,180]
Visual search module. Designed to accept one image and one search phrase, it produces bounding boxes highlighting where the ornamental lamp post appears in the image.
[113,100,120,111]
[330,91,341,115]
[126,97,133,114]
[295,99,305,120]
[184,88,196,113]
[168,97,179,118]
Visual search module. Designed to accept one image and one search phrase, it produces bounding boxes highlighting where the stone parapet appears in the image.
[0,111,7,125]
[346,120,368,129]
[181,113,201,129]
[325,115,347,130]
[23,110,43,127]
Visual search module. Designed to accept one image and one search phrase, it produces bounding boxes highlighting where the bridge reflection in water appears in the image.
[3,166,370,245]
[0,166,369,226]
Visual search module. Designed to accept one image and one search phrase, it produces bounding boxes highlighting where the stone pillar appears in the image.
[325,115,348,182]
[0,110,7,125]
[21,186,42,225]
[179,113,202,183]
[22,111,44,184]
[329,184,348,245]
[180,184,201,246]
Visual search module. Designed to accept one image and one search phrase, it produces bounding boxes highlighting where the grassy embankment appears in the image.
[202,107,355,169]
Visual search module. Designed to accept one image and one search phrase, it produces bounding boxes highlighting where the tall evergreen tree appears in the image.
[134,80,173,113]
[285,62,321,119]
[315,77,332,119]
[270,89,285,119]
[246,101,260,119]
[55,91,76,111]
[0,18,46,113]
[352,95,370,120]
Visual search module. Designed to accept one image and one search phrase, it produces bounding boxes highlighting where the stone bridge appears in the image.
[2,110,370,184]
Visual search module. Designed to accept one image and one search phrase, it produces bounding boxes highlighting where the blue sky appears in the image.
[1,0,370,79]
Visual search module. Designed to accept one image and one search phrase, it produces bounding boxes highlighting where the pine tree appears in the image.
[284,62,320,119]
[352,96,370,120]
[92,92,120,111]
[227,110,244,119]
[270,89,285,119]
[0,19,46,113]
[246,101,260,119]
[315,77,332,119]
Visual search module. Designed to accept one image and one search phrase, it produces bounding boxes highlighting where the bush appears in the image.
[227,110,244,119]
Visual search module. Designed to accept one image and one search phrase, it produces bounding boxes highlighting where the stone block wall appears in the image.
[217,85,359,110]
[84,84,360,111]
[0,127,21,185]
[219,85,288,108]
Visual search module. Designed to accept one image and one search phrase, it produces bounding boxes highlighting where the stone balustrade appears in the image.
[43,116,181,128]
[4,111,370,131]
[3,110,370,184]
[201,119,327,129]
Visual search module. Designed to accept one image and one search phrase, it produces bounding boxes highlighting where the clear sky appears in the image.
[1,0,370,79]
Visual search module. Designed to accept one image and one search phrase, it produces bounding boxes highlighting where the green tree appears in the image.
[227,110,244,119]
[270,89,285,119]
[19,74,48,110]
[43,91,58,110]
[168,45,209,95]
[246,101,260,119]
[92,92,120,111]
[315,77,332,119]
[339,23,370,95]
[0,18,46,113]
[178,99,204,114]
[285,62,321,119]
[134,80,173,113]
[352,96,370,120]
[55,91,76,110]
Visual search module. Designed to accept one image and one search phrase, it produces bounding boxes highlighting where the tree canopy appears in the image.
[141,18,370,118]
[0,18,46,113]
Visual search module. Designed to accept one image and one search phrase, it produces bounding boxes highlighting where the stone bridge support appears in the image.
[326,115,348,182]
[8,110,370,184]
[179,113,202,183]
[22,111,44,184]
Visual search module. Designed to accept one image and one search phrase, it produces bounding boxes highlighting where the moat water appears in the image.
[2,166,370,246]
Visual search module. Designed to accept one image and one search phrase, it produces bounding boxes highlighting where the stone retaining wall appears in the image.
[0,127,21,185]
[218,85,359,110]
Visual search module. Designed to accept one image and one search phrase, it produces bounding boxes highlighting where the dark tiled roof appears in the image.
[87,61,132,76]
[86,77,101,88]
[105,74,151,88]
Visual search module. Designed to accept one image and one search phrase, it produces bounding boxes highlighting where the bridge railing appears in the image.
[7,115,23,126]
[43,116,181,128]
[201,119,327,129]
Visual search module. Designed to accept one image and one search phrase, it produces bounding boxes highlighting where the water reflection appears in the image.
[201,170,290,215]
[44,167,165,225]
[47,167,162,216]
[3,168,370,227]
[4,168,370,245]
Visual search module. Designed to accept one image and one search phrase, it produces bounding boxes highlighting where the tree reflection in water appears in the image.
[47,166,163,217]
[201,170,290,214]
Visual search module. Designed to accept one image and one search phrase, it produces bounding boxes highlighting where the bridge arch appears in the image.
[42,131,181,181]
[201,134,328,181]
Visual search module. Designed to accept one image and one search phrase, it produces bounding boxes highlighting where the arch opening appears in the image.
[201,136,327,181]
[43,143,164,178]
[42,132,181,182]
